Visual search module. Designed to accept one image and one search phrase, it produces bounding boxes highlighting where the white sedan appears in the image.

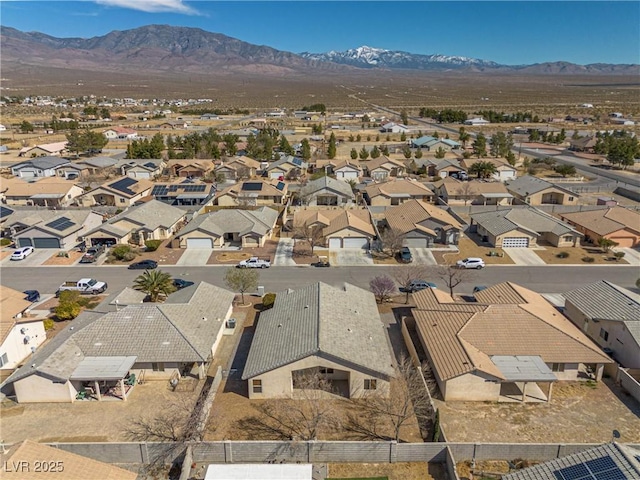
[10,246,35,261]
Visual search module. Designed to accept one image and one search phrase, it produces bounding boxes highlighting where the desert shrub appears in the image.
[145,240,162,252]
[262,293,276,310]
[556,251,569,258]
[111,245,133,260]
[43,318,55,331]
[0,238,11,246]
[582,256,595,263]
[613,251,625,261]
[55,301,81,320]
[58,290,81,304]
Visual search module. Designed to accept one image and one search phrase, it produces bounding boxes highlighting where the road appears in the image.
[2,265,638,297]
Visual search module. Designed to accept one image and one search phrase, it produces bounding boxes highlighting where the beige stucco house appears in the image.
[506,175,579,206]
[1,177,84,207]
[361,156,406,181]
[215,180,288,207]
[215,156,261,181]
[435,177,513,206]
[79,177,153,207]
[560,206,640,248]
[14,210,103,250]
[293,208,375,249]
[364,178,434,206]
[242,282,394,399]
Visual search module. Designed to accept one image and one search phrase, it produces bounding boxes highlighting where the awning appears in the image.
[176,193,210,199]
[481,193,514,198]
[30,193,65,199]
[491,355,557,382]
[70,356,137,381]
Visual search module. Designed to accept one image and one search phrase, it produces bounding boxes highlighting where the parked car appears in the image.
[457,257,485,269]
[57,278,108,296]
[473,285,488,293]
[173,278,195,289]
[11,246,35,261]
[399,280,437,293]
[128,259,158,270]
[80,245,106,263]
[23,290,41,303]
[312,256,330,268]
[237,257,270,268]
[399,247,413,263]
[451,171,469,180]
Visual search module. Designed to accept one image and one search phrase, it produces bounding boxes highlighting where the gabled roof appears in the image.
[222,155,261,170]
[179,206,278,238]
[15,210,99,239]
[18,142,68,155]
[12,156,71,170]
[218,180,288,199]
[471,206,580,237]
[165,159,214,171]
[84,200,185,237]
[365,178,433,198]
[294,208,375,237]
[362,155,405,172]
[95,177,153,198]
[266,155,307,172]
[300,175,355,199]
[80,156,118,168]
[561,206,640,236]
[436,177,511,196]
[242,282,394,380]
[1,287,34,344]
[506,175,577,197]
[460,157,516,171]
[1,177,79,198]
[384,199,461,234]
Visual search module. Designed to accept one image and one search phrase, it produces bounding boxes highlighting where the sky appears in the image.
[2,1,639,65]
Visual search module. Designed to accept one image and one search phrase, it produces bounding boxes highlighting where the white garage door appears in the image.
[186,238,213,249]
[328,238,342,249]
[343,237,369,249]
[502,237,529,248]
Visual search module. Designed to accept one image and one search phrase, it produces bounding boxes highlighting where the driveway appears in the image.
[329,248,374,266]
[409,248,436,265]
[504,248,546,266]
[615,247,640,267]
[273,238,295,266]
[1,249,53,267]
[176,248,213,266]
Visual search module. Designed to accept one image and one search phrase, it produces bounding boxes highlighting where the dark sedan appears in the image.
[173,279,195,289]
[24,290,41,303]
[128,260,158,270]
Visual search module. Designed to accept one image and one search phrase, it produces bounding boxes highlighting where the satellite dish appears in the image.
[612,429,621,439]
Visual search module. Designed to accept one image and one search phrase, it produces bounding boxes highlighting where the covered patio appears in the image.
[492,355,556,403]
[70,356,137,402]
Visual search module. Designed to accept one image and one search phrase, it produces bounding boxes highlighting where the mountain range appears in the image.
[2,25,638,77]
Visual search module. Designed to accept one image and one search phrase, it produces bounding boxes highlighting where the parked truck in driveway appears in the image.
[56,278,108,296]
[237,257,271,268]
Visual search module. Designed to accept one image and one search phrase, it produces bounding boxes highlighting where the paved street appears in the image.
[1,264,638,297]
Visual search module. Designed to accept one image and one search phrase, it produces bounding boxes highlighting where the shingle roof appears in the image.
[363,155,405,172]
[437,177,510,196]
[2,177,78,198]
[300,175,355,199]
[471,206,579,237]
[15,210,97,238]
[80,156,118,168]
[294,208,375,237]
[0,287,34,344]
[384,199,461,235]
[506,175,576,197]
[180,206,278,238]
[561,207,640,236]
[365,178,433,198]
[502,443,640,480]
[242,282,394,380]
[12,156,70,170]
[266,155,307,172]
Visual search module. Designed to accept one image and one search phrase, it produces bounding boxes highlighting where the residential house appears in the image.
[14,210,102,249]
[1,282,234,403]
[159,120,188,129]
[464,117,490,126]
[116,158,164,179]
[1,177,84,207]
[429,159,466,179]
[293,208,375,249]
[361,156,406,181]
[470,206,582,248]
[242,282,394,399]
[0,205,14,231]
[460,157,517,181]
[79,177,153,207]
[314,159,362,180]
[10,157,71,178]
[18,141,68,157]
[82,199,186,246]
[382,199,462,247]
[563,281,640,368]
[215,156,261,181]
[2,209,61,237]
[568,135,597,153]
[215,180,288,207]
[165,159,214,179]
[1,287,46,370]
[435,177,513,206]
[178,207,278,249]
[150,181,216,206]
[200,113,220,120]
[265,156,308,180]
[380,122,409,134]
[54,162,91,179]
[559,206,640,248]
[76,156,119,175]
[102,127,138,140]
[502,443,640,480]
[2,441,138,480]
[412,282,612,402]
[411,136,461,151]
[364,178,434,206]
[506,175,579,206]
[298,176,355,206]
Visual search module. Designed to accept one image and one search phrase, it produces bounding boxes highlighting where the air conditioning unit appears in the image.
[226,318,236,329]
[23,336,31,344]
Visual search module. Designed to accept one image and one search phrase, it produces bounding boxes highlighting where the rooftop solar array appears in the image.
[152,184,208,196]
[45,216,75,231]
[292,158,303,166]
[554,456,628,480]
[109,177,138,195]
[242,182,263,191]
[276,181,286,191]
[0,206,13,218]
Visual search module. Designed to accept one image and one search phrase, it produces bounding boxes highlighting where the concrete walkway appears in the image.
[504,248,546,266]
[409,248,437,265]
[329,248,374,266]
[272,238,296,266]
[616,247,640,267]
[176,248,213,266]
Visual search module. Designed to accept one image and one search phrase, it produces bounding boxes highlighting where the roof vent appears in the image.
[94,342,102,346]
[162,341,170,345]
[278,323,282,328]
[347,328,352,333]
[304,305,309,309]
[202,317,207,321]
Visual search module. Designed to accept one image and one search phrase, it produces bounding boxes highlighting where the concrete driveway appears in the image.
[329,248,374,266]
[1,249,53,267]
[504,248,546,266]
[176,248,213,266]
[409,248,437,265]
[273,238,295,266]
[615,247,640,267]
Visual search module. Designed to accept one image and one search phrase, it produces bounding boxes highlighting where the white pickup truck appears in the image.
[57,278,108,296]
[237,257,271,269]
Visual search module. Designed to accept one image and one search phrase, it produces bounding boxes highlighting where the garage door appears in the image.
[17,238,33,247]
[609,237,635,248]
[502,237,529,248]
[328,238,342,249]
[186,238,213,249]
[405,238,429,248]
[343,237,369,249]
[33,238,61,249]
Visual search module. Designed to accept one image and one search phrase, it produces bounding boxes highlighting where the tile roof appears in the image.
[2,177,78,197]
[471,206,579,237]
[384,199,461,235]
[179,206,278,238]
[242,282,394,379]
[561,207,640,236]
[294,208,375,237]
[506,175,576,197]
[365,178,433,198]
[300,175,355,199]
[2,440,138,480]
[13,156,70,170]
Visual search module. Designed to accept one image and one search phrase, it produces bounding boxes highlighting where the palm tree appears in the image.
[468,161,497,179]
[133,270,176,302]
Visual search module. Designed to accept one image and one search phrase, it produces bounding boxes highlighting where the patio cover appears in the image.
[205,464,313,480]
[30,193,65,199]
[176,193,210,199]
[491,355,557,382]
[70,356,137,381]
[481,193,514,198]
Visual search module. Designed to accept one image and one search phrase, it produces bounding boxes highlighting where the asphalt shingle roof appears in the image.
[471,206,579,237]
[179,206,278,238]
[506,175,575,197]
[300,175,355,199]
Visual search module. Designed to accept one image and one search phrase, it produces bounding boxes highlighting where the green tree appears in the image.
[300,138,311,160]
[54,290,81,320]
[414,148,423,159]
[598,238,618,253]
[359,146,369,160]
[555,164,577,177]
[65,130,86,156]
[370,145,381,159]
[458,127,470,148]
[490,131,513,158]
[20,120,34,133]
[468,160,497,179]
[400,132,407,142]
[224,267,259,305]
[433,131,439,139]
[402,145,412,159]
[83,106,98,117]
[279,135,294,155]
[434,147,446,159]
[350,148,358,160]
[84,129,108,152]
[400,109,409,125]
[505,151,517,166]
[327,132,337,159]
[381,145,389,156]
[100,107,111,119]
[528,129,540,142]
[223,133,239,156]
[133,270,176,303]
[472,133,487,158]
[356,134,362,142]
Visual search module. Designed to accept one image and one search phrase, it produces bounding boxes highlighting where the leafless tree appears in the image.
[456,182,476,206]
[435,263,474,297]
[369,275,396,303]
[292,223,325,255]
[344,356,433,443]
[392,264,430,304]
[379,227,406,257]
[236,166,251,180]
[237,370,340,441]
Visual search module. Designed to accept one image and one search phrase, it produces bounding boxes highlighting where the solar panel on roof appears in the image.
[151,186,168,196]
[110,177,138,195]
[242,182,263,191]
[0,206,13,218]
[143,162,156,168]
[276,181,285,191]
[292,158,302,166]
[45,216,75,231]
[554,463,590,480]
[553,456,628,480]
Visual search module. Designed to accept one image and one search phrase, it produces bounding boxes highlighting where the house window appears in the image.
[599,328,609,341]
[119,198,126,204]
[152,362,165,372]
[551,363,565,372]
[252,379,262,393]
[320,368,334,374]
[563,236,573,242]
[364,379,377,390]
[568,196,574,201]
[0,352,8,368]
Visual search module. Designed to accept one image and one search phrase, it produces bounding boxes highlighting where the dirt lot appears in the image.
[437,379,640,443]
[208,240,278,265]
[534,244,629,265]
[292,240,324,265]
[42,250,84,265]
[432,236,514,265]
[327,462,446,480]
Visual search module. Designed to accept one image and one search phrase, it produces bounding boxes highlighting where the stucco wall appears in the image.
[132,362,182,380]
[14,374,75,403]
[0,320,46,370]
[444,372,501,401]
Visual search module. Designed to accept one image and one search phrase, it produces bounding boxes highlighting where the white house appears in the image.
[1,287,46,370]
[103,127,138,140]
[464,117,490,126]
